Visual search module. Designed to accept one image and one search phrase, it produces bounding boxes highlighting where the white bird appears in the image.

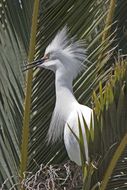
[24,26,93,165]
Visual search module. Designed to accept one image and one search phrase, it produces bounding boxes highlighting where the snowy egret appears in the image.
[24,26,93,165]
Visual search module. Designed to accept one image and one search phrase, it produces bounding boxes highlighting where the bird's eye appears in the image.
[44,53,50,60]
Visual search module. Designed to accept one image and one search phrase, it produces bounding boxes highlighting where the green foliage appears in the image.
[92,61,127,189]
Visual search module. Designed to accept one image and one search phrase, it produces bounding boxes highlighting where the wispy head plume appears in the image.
[46,26,87,143]
[45,26,87,79]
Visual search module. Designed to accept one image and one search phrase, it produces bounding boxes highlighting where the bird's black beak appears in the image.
[22,57,45,72]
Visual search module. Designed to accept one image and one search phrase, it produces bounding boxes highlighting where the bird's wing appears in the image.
[64,104,93,165]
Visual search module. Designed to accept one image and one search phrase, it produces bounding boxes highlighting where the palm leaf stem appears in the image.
[101,0,116,42]
[98,0,116,63]
[101,133,127,190]
[20,0,40,179]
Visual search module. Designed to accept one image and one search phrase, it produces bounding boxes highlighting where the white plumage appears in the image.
[24,26,93,165]
[64,104,92,165]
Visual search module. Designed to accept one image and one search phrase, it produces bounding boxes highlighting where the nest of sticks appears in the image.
[22,161,82,190]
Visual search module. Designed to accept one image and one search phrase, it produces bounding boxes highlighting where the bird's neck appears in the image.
[54,70,78,122]
[47,70,78,143]
[55,71,76,104]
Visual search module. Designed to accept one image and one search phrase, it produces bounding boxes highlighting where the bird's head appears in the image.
[24,26,87,79]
